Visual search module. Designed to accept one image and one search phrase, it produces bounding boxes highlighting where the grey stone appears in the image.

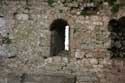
[22,73,75,83]
[77,75,98,82]
[5,73,21,83]
[0,73,75,83]
[0,44,17,58]
[0,1,124,83]
[16,14,29,21]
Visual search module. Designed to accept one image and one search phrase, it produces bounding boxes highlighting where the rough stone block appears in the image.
[16,14,29,21]
[6,73,21,83]
[22,73,75,83]
[89,59,98,65]
[77,75,98,82]
[62,57,69,63]
[45,64,62,71]
[52,56,62,63]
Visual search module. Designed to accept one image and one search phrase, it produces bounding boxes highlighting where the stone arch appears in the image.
[50,19,70,56]
[108,16,125,58]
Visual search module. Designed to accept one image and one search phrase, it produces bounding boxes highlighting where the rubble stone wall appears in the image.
[0,0,125,83]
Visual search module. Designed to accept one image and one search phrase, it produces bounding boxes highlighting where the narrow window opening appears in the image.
[50,19,70,56]
[108,16,125,58]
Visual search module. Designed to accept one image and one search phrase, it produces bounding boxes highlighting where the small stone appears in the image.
[0,17,5,27]
[16,13,29,21]
[85,53,93,58]
[62,57,68,63]
[89,59,98,65]
[93,22,103,25]
[45,57,53,63]
[88,25,95,31]
[103,2,109,6]
[77,11,80,15]
[75,49,82,59]
[53,56,62,63]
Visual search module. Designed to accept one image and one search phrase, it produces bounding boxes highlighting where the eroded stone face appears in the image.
[15,13,29,21]
[0,73,75,83]
[0,17,16,58]
[0,0,125,83]
[0,17,7,36]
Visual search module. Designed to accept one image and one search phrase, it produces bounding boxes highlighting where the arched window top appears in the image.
[119,16,125,27]
[109,19,119,27]
[50,19,68,31]
[50,18,70,56]
[119,16,125,22]
[108,16,125,58]
[108,16,125,32]
[109,16,125,27]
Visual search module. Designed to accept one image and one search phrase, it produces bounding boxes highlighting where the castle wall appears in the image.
[0,0,125,83]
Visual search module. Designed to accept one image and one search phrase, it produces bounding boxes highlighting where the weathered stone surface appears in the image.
[0,73,75,83]
[15,13,29,21]
[76,71,98,82]
[77,76,98,82]
[0,0,125,83]
[23,73,75,83]
[0,44,17,58]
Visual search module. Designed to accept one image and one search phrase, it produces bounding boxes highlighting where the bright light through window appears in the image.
[65,25,69,51]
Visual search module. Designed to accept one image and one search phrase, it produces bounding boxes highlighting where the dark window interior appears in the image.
[50,19,68,56]
[108,16,125,58]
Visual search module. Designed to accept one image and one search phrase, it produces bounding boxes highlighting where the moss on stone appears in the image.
[2,33,12,44]
[48,0,54,7]
[111,4,119,14]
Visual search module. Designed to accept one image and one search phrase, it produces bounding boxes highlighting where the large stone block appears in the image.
[23,73,75,83]
[15,14,29,21]
[0,73,21,83]
[0,73,75,83]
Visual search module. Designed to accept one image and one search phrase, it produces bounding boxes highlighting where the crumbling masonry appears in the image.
[0,0,125,83]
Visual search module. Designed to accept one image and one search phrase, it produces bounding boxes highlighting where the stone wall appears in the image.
[0,0,125,83]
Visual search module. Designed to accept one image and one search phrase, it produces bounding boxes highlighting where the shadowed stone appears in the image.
[23,73,75,83]
[1,73,75,83]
